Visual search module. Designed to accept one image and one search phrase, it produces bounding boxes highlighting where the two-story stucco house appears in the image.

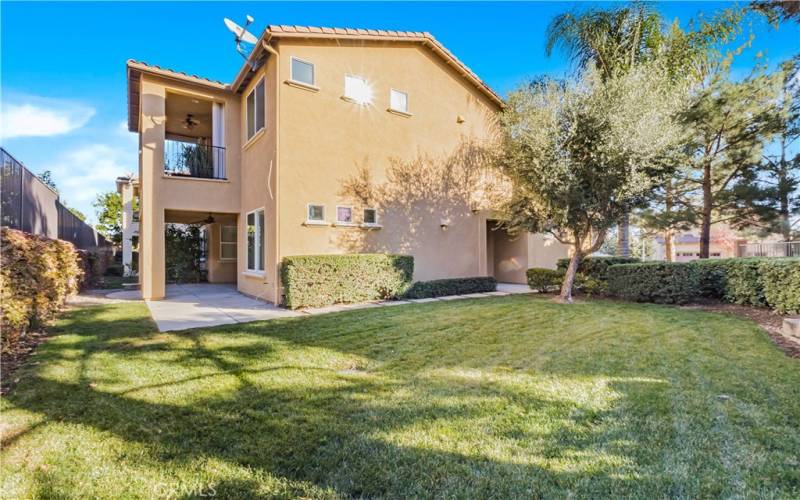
[126,25,568,302]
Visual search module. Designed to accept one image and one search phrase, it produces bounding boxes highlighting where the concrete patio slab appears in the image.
[146,284,299,332]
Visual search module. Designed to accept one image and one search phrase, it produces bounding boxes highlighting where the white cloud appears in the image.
[0,97,95,139]
[44,143,136,222]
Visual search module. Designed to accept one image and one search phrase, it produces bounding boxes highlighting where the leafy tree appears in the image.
[165,224,205,283]
[679,67,784,257]
[546,1,664,256]
[498,65,686,301]
[636,172,698,261]
[38,170,58,192]
[751,0,800,25]
[92,191,123,245]
[736,60,800,240]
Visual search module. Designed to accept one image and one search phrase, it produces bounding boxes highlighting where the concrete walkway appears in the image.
[103,282,535,332]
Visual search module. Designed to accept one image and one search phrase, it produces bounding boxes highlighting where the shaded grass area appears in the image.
[1,296,799,498]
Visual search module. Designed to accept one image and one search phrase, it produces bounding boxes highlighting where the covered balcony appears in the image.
[164,92,226,180]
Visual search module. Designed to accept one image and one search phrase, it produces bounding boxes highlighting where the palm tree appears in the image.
[546,2,664,256]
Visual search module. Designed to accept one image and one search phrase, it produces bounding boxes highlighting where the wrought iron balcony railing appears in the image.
[164,140,226,180]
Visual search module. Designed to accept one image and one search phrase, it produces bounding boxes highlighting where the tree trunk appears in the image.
[665,229,674,262]
[699,162,713,259]
[617,213,630,257]
[559,251,582,303]
[664,184,674,262]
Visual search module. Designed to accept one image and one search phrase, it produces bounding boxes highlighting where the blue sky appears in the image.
[2,1,798,223]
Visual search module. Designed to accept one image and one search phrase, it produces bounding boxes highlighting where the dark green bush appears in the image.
[688,259,734,299]
[403,277,496,299]
[281,254,413,309]
[758,258,800,314]
[607,262,700,304]
[723,258,768,307]
[526,268,563,293]
[557,256,640,292]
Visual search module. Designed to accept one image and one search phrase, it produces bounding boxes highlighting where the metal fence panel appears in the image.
[1,147,112,250]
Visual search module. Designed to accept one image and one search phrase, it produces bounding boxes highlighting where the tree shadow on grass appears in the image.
[8,299,792,497]
[1,304,682,497]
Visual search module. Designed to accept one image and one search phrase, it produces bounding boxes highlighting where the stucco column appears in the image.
[121,182,134,276]
[139,79,166,300]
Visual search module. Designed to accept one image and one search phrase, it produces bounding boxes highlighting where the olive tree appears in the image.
[498,65,686,301]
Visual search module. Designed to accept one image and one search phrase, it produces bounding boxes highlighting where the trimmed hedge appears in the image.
[526,268,563,293]
[760,259,800,314]
[281,254,413,309]
[557,256,640,293]
[403,277,496,299]
[607,257,800,313]
[608,262,700,304]
[1,228,83,353]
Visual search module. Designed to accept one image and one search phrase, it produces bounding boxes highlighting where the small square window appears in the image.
[363,208,377,225]
[337,206,353,224]
[390,89,408,113]
[291,58,315,86]
[308,204,325,222]
[344,75,371,104]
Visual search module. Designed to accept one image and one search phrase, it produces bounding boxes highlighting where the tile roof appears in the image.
[259,25,503,107]
[127,25,504,131]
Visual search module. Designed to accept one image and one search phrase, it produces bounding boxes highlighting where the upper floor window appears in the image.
[246,79,265,140]
[390,89,409,113]
[344,74,372,105]
[291,57,315,86]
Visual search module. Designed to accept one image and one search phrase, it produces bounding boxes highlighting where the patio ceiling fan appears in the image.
[182,114,199,130]
[189,213,215,225]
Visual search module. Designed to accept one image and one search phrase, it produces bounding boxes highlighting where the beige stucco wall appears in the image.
[236,54,280,302]
[205,222,237,283]
[137,74,242,299]
[274,39,500,286]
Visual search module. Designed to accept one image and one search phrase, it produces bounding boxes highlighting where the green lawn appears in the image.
[1,296,799,498]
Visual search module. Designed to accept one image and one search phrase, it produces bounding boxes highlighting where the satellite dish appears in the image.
[224,15,259,68]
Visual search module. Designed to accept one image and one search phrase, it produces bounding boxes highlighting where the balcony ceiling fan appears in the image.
[182,114,200,130]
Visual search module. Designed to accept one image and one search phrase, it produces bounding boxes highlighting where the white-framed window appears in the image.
[344,74,371,104]
[389,89,408,113]
[246,78,265,140]
[336,206,353,224]
[246,209,265,272]
[291,57,315,86]
[220,225,237,261]
[363,208,378,225]
[307,204,325,222]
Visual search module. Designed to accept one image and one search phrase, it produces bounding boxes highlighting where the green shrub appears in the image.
[557,256,640,293]
[758,258,800,314]
[688,259,734,299]
[1,228,82,353]
[526,268,563,293]
[403,277,496,299]
[723,258,768,307]
[281,254,413,309]
[608,262,700,304]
